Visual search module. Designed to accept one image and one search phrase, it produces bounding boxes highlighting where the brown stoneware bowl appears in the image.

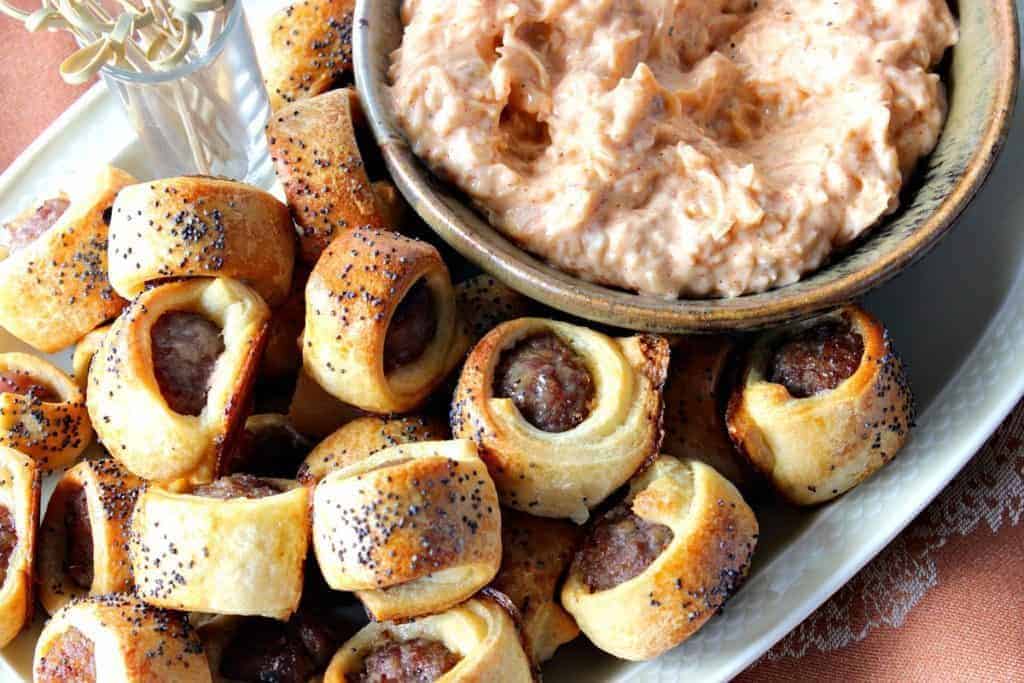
[354,0,1018,333]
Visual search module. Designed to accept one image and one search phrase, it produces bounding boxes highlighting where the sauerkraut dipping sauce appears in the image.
[389,0,957,298]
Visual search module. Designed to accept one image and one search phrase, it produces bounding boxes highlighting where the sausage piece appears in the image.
[356,638,460,683]
[383,280,438,373]
[0,506,15,586]
[494,332,594,432]
[192,474,282,500]
[572,501,674,593]
[1,197,70,253]
[0,370,58,402]
[227,420,312,479]
[769,320,864,399]
[64,487,94,589]
[35,627,97,683]
[151,311,225,416]
[219,609,344,683]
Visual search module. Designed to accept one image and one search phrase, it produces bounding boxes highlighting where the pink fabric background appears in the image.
[1,18,1021,682]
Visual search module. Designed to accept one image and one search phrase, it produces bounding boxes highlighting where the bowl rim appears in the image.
[354,0,1020,333]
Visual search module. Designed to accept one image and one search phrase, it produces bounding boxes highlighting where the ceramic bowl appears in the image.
[354,0,1018,332]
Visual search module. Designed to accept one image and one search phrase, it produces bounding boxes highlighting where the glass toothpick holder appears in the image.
[98,0,273,187]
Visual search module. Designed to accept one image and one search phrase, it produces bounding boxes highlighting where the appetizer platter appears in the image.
[0,1,1021,682]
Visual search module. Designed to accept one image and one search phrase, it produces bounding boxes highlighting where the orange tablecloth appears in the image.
[2,19,1022,683]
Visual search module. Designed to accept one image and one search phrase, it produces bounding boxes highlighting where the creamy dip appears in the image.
[390,0,957,298]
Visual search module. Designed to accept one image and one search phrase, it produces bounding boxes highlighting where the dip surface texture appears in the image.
[390,0,957,298]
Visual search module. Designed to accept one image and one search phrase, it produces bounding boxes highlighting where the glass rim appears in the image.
[99,0,242,84]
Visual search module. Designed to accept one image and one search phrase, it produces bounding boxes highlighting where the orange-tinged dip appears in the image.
[389,0,957,298]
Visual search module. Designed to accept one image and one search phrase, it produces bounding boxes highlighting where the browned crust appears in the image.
[725,304,914,505]
[0,167,134,353]
[296,414,449,485]
[37,458,143,615]
[72,325,111,394]
[262,0,355,112]
[259,267,309,382]
[304,228,467,414]
[663,335,754,489]
[268,90,388,264]
[372,180,409,229]
[33,593,211,681]
[322,456,498,589]
[108,177,295,306]
[215,322,270,479]
[489,510,581,665]
[0,353,91,472]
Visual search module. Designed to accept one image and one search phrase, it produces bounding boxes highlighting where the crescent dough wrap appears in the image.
[87,278,269,487]
[303,228,468,414]
[662,335,753,489]
[562,456,758,661]
[451,318,669,521]
[297,414,448,485]
[72,325,111,393]
[0,353,92,471]
[108,176,295,306]
[490,510,580,664]
[38,458,143,615]
[261,0,354,112]
[267,89,389,264]
[0,447,40,648]
[33,593,211,683]
[312,439,501,621]
[726,304,914,505]
[129,479,310,619]
[323,596,532,683]
[0,165,134,353]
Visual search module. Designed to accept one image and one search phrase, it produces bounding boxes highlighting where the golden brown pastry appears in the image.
[261,0,355,112]
[297,413,448,485]
[0,165,134,353]
[287,367,365,438]
[491,510,580,664]
[0,447,40,648]
[72,325,110,393]
[37,458,143,615]
[87,278,270,487]
[108,176,295,306]
[130,475,310,619]
[33,593,211,682]
[312,439,501,621]
[662,335,753,489]
[452,318,669,521]
[259,267,308,382]
[726,304,914,505]
[372,179,409,229]
[323,596,533,683]
[561,456,758,661]
[0,352,91,471]
[267,89,389,264]
[199,606,353,683]
[304,228,469,414]
[455,274,534,343]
